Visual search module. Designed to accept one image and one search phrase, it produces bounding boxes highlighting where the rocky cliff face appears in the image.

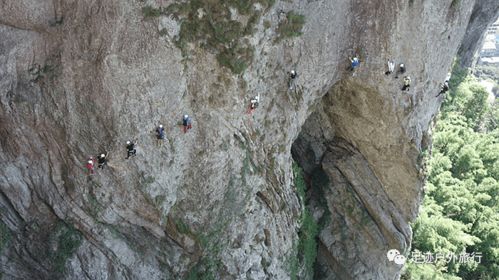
[1,0,498,279]
[458,0,499,67]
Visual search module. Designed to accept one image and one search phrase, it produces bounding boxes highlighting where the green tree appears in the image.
[405,65,499,279]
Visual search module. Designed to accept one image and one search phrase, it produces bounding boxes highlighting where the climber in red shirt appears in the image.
[86,157,95,175]
[248,95,260,114]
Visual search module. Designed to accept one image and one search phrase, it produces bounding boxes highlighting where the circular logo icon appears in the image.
[394,254,407,265]
[387,249,400,261]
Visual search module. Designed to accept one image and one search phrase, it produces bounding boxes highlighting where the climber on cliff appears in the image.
[183,115,192,133]
[402,76,411,91]
[445,72,451,83]
[156,124,165,145]
[126,141,137,159]
[288,70,297,91]
[97,153,108,169]
[86,157,95,175]
[395,63,406,78]
[350,55,360,71]
[248,95,260,114]
[385,60,395,75]
[436,81,449,97]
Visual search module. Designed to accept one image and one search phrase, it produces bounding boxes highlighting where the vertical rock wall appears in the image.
[1,0,497,279]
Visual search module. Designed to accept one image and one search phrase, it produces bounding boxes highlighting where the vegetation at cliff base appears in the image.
[0,221,12,253]
[290,163,319,280]
[403,65,499,279]
[51,222,83,273]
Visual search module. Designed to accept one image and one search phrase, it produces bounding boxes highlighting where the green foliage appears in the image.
[263,20,271,29]
[276,11,305,41]
[142,176,156,187]
[298,210,319,278]
[142,6,163,18]
[51,223,82,273]
[448,61,469,89]
[474,65,499,81]
[0,221,12,253]
[160,0,275,74]
[87,193,102,218]
[154,195,166,207]
[216,45,254,75]
[291,162,319,280]
[402,262,462,280]
[405,65,499,279]
[184,232,223,280]
[287,242,300,280]
[175,219,191,235]
[292,162,306,201]
[485,103,499,131]
[443,65,490,131]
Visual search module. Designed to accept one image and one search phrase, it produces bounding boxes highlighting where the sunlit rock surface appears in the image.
[1,0,498,279]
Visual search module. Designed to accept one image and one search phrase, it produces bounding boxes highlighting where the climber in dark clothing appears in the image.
[156,124,165,145]
[436,81,449,97]
[395,63,406,78]
[248,95,260,114]
[97,153,108,169]
[183,115,192,133]
[250,96,260,110]
[402,76,411,91]
[156,125,165,139]
[288,70,297,90]
[126,141,136,159]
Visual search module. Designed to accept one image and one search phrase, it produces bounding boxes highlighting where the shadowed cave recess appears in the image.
[291,80,417,280]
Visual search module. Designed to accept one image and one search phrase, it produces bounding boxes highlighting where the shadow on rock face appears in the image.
[292,80,416,279]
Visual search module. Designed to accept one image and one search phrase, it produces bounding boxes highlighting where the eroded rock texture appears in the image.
[1,0,498,279]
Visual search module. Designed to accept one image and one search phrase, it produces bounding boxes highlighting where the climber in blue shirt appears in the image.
[183,115,192,133]
[156,124,165,139]
[350,56,360,71]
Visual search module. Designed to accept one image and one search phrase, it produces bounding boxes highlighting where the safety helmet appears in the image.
[159,124,163,128]
[290,70,296,75]
[126,141,131,145]
[400,63,404,67]
[100,154,105,158]
[88,160,93,164]
[184,114,188,119]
